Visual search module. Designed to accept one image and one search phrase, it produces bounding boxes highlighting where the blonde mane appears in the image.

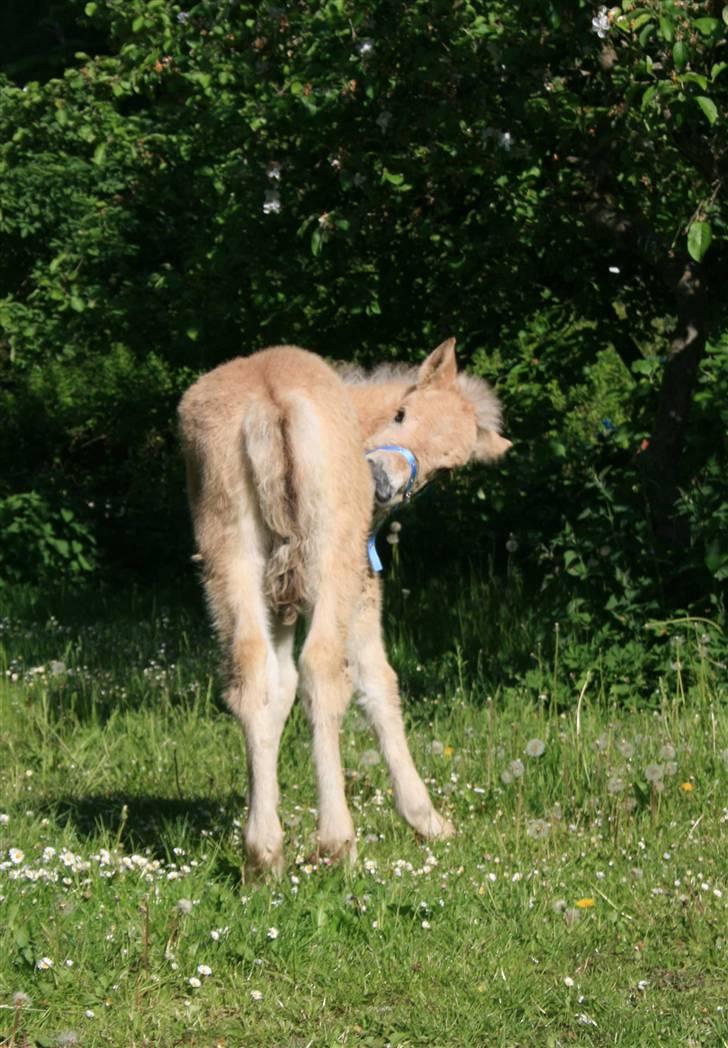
[335,359,504,435]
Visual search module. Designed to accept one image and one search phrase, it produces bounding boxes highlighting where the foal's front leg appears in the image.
[350,580,454,840]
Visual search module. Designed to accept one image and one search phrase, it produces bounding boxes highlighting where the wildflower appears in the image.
[505,534,519,553]
[498,131,513,151]
[85,1010,95,1018]
[177,11,189,24]
[526,819,550,840]
[266,927,279,940]
[49,660,66,676]
[13,992,31,1007]
[266,161,281,181]
[360,749,380,767]
[263,189,281,215]
[188,976,201,988]
[617,740,634,759]
[0,813,8,825]
[36,957,54,970]
[444,745,454,758]
[563,976,575,988]
[431,739,444,756]
[608,266,620,275]
[659,743,676,761]
[9,848,25,864]
[197,964,212,977]
[524,738,545,758]
[500,768,513,785]
[680,782,694,793]
[509,759,525,779]
[250,989,263,1001]
[421,919,431,929]
[607,775,625,795]
[591,6,610,39]
[552,899,567,913]
[176,898,193,914]
[644,763,664,785]
[356,38,374,56]
[575,897,595,909]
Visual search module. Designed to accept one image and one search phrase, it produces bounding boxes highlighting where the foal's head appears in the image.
[365,338,511,509]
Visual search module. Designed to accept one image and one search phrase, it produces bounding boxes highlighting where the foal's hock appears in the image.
[178,340,510,873]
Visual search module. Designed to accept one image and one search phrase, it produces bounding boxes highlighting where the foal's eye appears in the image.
[394,407,406,423]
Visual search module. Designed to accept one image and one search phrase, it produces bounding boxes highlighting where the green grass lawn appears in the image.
[0,590,726,1047]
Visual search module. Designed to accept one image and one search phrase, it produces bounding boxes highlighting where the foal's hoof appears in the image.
[415,809,455,841]
[316,835,358,867]
[244,836,285,879]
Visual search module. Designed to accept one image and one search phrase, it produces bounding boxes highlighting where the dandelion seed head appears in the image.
[524,738,545,758]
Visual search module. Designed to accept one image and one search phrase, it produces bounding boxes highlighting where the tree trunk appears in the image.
[638,261,707,544]
[584,201,708,544]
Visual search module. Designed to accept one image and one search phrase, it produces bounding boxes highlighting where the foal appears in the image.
[178,339,510,873]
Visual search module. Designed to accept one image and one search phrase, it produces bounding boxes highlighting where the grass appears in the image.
[0,583,726,1047]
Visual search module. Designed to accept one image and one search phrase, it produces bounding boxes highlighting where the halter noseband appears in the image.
[365,445,418,573]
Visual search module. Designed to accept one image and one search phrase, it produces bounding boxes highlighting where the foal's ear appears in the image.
[473,429,512,463]
[417,337,458,389]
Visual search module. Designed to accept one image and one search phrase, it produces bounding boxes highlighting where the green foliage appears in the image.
[0,492,96,584]
[0,0,726,630]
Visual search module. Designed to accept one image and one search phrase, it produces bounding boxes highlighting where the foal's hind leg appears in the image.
[350,579,454,840]
[298,570,361,864]
[208,553,295,876]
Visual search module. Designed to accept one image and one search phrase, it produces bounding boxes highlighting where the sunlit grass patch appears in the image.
[0,590,726,1046]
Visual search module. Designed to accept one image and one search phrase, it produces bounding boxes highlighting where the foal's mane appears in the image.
[334,359,503,434]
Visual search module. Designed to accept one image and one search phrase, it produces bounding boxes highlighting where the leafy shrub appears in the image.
[0,492,96,585]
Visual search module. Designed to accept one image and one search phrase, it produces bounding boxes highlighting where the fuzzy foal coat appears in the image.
[178,342,509,873]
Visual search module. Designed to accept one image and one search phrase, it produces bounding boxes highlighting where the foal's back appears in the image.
[178,347,372,627]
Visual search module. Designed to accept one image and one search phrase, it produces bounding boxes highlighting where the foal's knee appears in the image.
[225,634,268,718]
[298,641,351,717]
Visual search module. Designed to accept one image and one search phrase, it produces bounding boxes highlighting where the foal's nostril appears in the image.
[368,459,395,505]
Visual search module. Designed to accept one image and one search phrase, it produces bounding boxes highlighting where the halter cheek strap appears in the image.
[364,444,419,573]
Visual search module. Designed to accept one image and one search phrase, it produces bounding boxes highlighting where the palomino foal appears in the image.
[178,339,510,873]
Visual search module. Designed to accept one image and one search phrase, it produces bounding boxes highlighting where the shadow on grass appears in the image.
[34,791,247,870]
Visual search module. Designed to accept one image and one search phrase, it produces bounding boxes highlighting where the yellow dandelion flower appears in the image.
[444,745,454,758]
[680,781,694,792]
[575,897,595,909]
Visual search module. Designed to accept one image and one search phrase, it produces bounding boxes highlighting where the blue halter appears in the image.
[365,445,418,573]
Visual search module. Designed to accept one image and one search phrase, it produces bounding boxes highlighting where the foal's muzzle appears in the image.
[368,457,396,506]
[365,445,419,509]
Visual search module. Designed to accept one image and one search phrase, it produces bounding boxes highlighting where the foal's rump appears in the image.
[178,346,372,627]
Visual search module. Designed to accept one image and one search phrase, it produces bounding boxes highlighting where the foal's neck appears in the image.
[347,381,408,441]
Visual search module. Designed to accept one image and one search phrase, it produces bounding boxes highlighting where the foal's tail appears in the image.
[242,399,309,625]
